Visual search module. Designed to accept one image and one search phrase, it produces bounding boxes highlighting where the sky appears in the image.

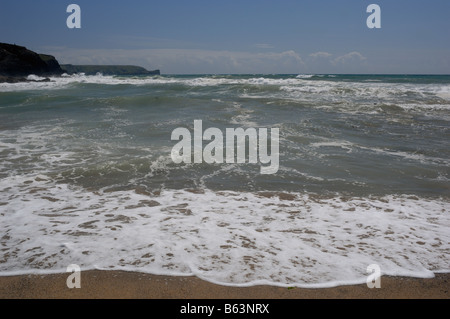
[1,0,450,74]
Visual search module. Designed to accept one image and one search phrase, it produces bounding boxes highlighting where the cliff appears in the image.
[0,43,160,83]
[61,64,160,76]
[0,43,63,77]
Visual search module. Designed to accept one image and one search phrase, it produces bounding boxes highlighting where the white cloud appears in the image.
[333,51,366,65]
[309,51,332,59]
[43,45,376,74]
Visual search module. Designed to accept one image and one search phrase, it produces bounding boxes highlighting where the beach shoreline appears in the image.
[0,270,448,299]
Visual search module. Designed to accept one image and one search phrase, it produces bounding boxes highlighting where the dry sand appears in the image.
[0,270,448,299]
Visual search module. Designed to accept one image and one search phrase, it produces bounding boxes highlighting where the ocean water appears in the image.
[0,73,449,287]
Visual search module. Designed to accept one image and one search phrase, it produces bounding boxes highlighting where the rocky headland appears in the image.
[0,43,160,83]
[0,43,63,83]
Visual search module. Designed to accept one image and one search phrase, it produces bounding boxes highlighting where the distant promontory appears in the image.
[60,64,160,76]
[0,42,160,83]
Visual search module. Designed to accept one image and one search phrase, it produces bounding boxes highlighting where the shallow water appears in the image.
[0,73,449,287]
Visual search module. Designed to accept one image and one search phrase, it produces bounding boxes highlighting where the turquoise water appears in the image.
[0,73,449,286]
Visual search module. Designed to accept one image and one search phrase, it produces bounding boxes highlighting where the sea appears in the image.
[0,73,449,287]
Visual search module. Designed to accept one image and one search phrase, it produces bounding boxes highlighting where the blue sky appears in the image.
[1,0,449,74]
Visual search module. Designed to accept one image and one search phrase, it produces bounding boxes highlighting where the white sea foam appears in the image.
[1,74,449,287]
[0,74,333,92]
[0,172,448,287]
[310,139,450,166]
[26,74,48,82]
[296,74,314,79]
[398,103,450,113]
[310,140,355,152]
[1,74,448,110]
[434,85,450,100]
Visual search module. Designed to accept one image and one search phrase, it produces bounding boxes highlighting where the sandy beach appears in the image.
[0,270,448,299]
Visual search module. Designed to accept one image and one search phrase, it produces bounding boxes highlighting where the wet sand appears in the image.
[0,270,448,299]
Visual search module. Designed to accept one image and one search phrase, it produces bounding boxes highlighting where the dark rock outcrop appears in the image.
[0,75,51,83]
[0,43,63,77]
[0,75,28,83]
